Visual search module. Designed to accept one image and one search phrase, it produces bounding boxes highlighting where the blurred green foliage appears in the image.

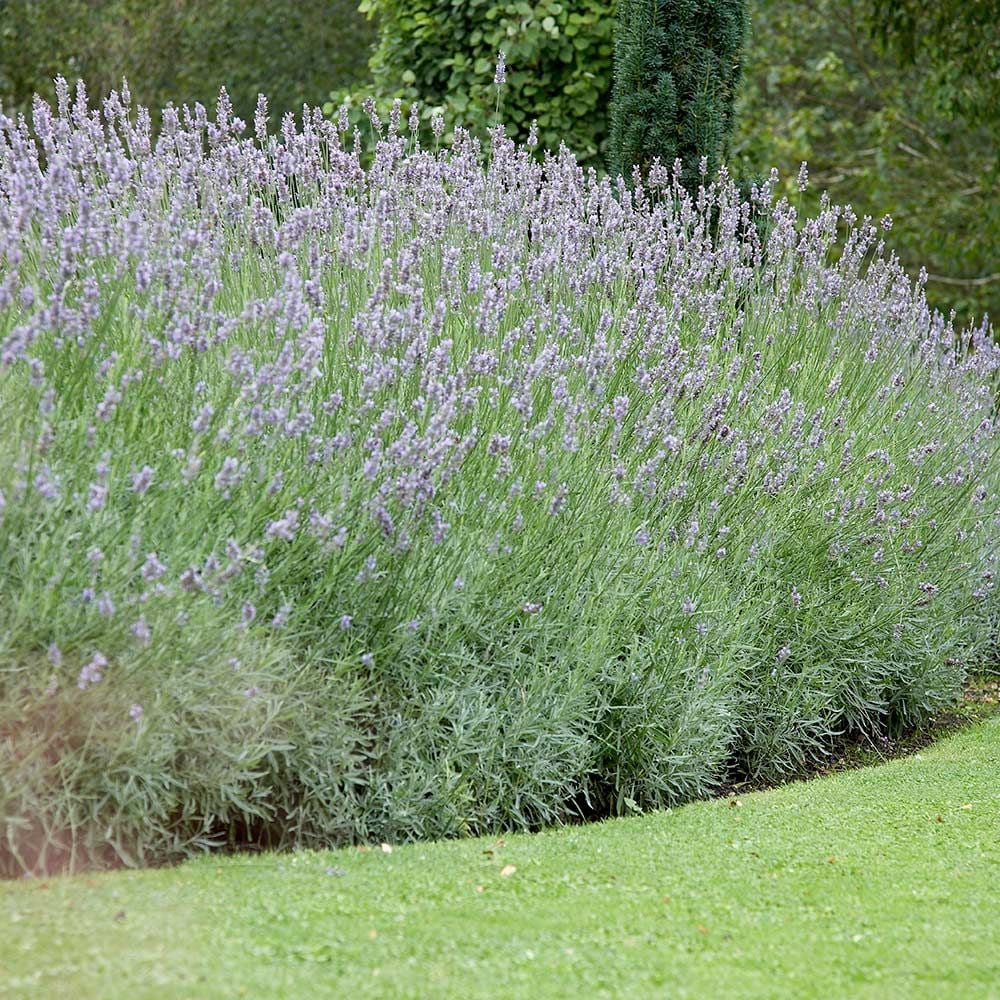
[0,0,375,125]
[865,0,1000,126]
[350,0,616,163]
[734,0,999,324]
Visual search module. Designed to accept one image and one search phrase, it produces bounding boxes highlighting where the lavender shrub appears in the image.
[0,80,997,874]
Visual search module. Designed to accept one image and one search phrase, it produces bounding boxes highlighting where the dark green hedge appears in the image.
[0,0,375,125]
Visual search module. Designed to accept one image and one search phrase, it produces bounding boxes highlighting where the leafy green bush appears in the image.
[864,0,1000,127]
[0,0,375,125]
[352,0,617,163]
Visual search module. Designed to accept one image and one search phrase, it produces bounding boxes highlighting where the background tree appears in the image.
[608,0,749,188]
[864,0,1000,127]
[733,0,999,324]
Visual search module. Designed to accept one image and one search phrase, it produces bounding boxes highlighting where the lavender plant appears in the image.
[1,79,997,875]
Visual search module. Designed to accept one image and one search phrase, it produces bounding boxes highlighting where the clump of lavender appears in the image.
[0,80,997,871]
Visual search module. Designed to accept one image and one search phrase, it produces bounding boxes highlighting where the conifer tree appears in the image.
[609,0,749,190]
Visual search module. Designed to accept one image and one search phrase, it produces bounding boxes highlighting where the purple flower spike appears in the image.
[130,466,155,494]
[78,652,108,690]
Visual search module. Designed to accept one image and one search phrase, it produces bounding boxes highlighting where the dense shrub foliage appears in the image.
[351,0,616,162]
[609,0,748,188]
[0,0,374,125]
[1,84,998,875]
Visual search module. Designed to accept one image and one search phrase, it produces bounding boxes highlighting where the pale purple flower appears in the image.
[548,484,568,517]
[266,509,299,541]
[131,616,152,645]
[356,555,377,583]
[141,552,167,582]
[191,403,214,434]
[33,469,60,501]
[182,455,203,483]
[129,703,144,721]
[494,50,507,87]
[214,456,242,495]
[253,93,268,143]
[77,652,108,689]
[130,465,154,494]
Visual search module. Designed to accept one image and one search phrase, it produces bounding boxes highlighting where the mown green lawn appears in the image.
[4,718,999,999]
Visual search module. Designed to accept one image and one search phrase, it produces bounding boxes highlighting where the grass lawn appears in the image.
[3,717,999,999]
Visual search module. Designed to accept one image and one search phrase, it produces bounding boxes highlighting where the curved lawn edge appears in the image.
[4,717,999,999]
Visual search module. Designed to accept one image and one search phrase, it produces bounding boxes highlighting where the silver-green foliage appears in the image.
[0,88,997,874]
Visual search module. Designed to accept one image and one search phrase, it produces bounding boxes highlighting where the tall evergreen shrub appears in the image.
[609,0,748,188]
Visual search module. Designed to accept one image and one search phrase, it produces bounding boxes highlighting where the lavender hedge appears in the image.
[1,81,997,875]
